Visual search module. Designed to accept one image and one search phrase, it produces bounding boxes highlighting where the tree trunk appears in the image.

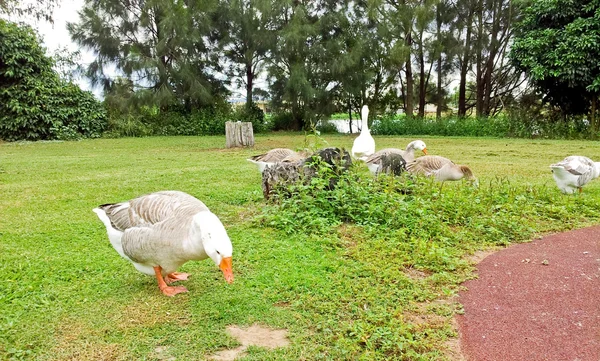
[591,96,598,133]
[405,31,414,119]
[418,30,426,118]
[482,0,502,117]
[245,63,254,108]
[347,96,353,134]
[475,0,484,118]
[225,121,254,148]
[458,8,474,118]
[436,6,443,120]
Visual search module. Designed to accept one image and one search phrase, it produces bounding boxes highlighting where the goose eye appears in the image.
[216,250,221,255]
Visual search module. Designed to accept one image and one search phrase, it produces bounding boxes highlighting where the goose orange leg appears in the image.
[154,266,188,296]
[165,272,189,284]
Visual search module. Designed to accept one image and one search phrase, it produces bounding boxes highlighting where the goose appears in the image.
[351,105,376,160]
[93,191,234,296]
[407,155,477,185]
[550,155,600,194]
[365,140,428,175]
[247,148,306,173]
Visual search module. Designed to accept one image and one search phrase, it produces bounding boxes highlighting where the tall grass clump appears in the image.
[256,169,600,359]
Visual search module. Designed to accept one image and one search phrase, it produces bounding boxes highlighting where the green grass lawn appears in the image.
[1,133,599,360]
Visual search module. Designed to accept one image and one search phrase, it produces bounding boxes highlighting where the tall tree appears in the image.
[68,0,226,110]
[216,0,274,108]
[268,0,342,129]
[455,0,477,117]
[511,0,600,130]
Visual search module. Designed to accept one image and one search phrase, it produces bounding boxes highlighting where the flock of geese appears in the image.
[93,105,600,296]
[249,105,478,185]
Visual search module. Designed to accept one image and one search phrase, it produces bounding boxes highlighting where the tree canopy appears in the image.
[511,0,600,127]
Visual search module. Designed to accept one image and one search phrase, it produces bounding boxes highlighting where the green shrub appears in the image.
[232,103,268,132]
[371,114,509,137]
[0,20,106,141]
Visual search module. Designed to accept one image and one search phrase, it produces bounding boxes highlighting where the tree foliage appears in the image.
[0,0,58,23]
[0,20,106,141]
[511,0,600,124]
[68,0,228,111]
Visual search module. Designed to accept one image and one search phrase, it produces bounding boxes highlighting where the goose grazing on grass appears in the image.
[365,140,428,175]
[247,148,306,173]
[93,191,234,296]
[351,105,375,160]
[407,155,477,186]
[550,155,600,194]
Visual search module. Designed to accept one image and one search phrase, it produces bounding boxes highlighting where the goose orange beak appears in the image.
[219,257,234,284]
[422,148,428,155]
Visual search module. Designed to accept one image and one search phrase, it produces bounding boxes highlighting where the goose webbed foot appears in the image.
[165,272,189,284]
[154,266,189,297]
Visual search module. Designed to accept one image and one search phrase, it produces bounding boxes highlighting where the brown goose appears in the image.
[93,191,234,296]
[407,155,477,185]
[365,140,427,175]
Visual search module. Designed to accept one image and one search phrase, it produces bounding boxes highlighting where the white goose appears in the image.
[550,155,600,194]
[351,105,376,160]
[247,148,306,173]
[93,191,234,296]
[407,155,477,185]
[365,140,427,175]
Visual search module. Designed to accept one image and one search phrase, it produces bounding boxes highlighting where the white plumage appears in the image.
[351,105,376,160]
[93,191,234,296]
[550,156,600,194]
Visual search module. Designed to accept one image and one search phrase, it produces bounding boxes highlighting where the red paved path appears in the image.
[458,226,600,361]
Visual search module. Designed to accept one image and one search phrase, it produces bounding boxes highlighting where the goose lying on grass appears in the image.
[351,105,375,160]
[247,148,306,173]
[365,140,427,175]
[550,155,600,194]
[93,191,234,296]
[262,147,352,199]
[407,155,477,186]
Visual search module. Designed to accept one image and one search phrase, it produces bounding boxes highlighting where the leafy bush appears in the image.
[232,103,269,132]
[0,20,106,141]
[371,114,509,137]
[260,171,600,251]
[315,120,340,134]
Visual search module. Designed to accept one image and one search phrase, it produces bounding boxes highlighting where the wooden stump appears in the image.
[225,121,254,148]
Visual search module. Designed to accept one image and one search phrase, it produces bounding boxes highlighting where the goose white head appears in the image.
[194,211,234,284]
[408,140,428,155]
[594,162,600,179]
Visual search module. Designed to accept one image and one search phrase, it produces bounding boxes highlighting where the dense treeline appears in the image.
[2,0,600,140]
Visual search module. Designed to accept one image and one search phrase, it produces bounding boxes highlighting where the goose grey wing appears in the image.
[251,148,296,163]
[366,148,403,164]
[98,201,134,231]
[407,155,452,175]
[555,156,593,175]
[121,210,196,264]
[129,191,208,225]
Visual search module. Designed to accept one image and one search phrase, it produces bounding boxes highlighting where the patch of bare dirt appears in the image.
[443,319,467,361]
[465,249,498,264]
[402,267,431,280]
[50,318,131,360]
[209,324,289,361]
